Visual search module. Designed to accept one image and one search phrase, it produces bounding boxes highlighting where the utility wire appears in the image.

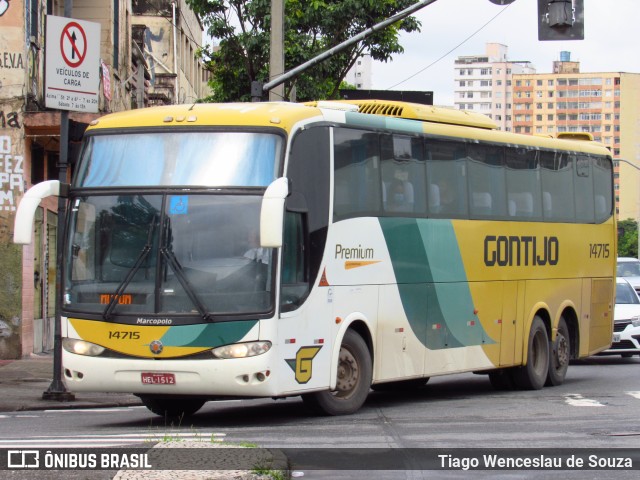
[386,2,513,90]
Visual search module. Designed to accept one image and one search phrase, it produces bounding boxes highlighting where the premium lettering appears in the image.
[335,244,374,260]
[484,235,559,267]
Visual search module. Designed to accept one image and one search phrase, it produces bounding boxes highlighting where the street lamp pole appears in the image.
[42,0,75,401]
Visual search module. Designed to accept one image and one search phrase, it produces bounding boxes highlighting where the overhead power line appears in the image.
[386,2,514,90]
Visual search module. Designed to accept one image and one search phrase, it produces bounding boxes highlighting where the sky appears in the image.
[370,0,640,105]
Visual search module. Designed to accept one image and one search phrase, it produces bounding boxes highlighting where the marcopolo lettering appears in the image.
[484,235,559,267]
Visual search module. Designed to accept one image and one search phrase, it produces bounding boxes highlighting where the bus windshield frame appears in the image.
[63,128,285,323]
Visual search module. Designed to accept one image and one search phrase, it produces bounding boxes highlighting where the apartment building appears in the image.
[345,53,373,90]
[0,0,211,358]
[512,53,640,221]
[453,43,536,131]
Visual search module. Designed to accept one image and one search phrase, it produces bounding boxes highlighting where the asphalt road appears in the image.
[1,355,639,479]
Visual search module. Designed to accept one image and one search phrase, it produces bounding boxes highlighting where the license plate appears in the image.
[141,373,176,385]
[612,333,621,343]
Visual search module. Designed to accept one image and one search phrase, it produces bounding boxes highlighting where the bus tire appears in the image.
[138,395,205,419]
[302,329,372,415]
[512,316,549,390]
[546,317,570,386]
[371,377,430,392]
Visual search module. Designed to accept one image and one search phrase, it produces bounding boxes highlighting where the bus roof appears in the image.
[86,100,611,157]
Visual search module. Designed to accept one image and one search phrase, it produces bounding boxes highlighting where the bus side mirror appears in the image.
[260,177,289,248]
[13,180,64,245]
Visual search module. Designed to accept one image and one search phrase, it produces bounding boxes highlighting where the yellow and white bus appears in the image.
[14,100,616,417]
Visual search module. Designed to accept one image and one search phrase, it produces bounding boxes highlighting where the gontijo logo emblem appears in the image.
[286,346,322,384]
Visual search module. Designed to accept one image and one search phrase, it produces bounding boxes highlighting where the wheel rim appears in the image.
[555,332,569,368]
[334,346,360,399]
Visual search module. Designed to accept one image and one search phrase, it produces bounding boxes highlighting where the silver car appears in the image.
[602,278,640,357]
[617,257,640,295]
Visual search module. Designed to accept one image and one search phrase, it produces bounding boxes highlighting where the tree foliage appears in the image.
[186,0,421,102]
[618,218,638,258]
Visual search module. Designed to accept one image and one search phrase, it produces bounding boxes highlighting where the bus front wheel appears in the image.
[512,316,549,390]
[138,395,205,419]
[302,329,372,415]
[546,317,570,386]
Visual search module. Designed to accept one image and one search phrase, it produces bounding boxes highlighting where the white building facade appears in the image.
[454,43,535,131]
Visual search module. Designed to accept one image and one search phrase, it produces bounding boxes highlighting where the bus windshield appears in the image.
[64,193,274,319]
[75,131,282,187]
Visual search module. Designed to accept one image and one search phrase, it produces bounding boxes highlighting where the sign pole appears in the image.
[42,1,75,401]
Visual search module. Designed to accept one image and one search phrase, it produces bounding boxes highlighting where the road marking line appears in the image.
[564,393,605,407]
[626,391,640,400]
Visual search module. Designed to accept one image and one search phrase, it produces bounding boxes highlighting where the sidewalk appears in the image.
[0,352,141,412]
[0,354,284,479]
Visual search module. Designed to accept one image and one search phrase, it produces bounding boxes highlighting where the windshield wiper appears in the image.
[103,217,156,321]
[160,247,213,323]
[102,245,152,321]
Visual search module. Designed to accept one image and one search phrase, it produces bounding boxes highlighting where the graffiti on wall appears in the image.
[0,0,24,97]
[0,130,24,213]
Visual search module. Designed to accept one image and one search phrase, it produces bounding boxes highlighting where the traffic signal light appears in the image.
[538,0,584,41]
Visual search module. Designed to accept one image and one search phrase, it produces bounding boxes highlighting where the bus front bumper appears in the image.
[62,350,279,398]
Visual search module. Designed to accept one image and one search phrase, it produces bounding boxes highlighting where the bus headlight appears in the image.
[631,316,640,327]
[62,338,105,356]
[212,341,271,359]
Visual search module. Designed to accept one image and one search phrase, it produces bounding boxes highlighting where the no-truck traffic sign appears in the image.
[45,15,100,113]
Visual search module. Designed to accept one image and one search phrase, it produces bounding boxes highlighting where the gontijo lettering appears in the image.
[484,235,559,267]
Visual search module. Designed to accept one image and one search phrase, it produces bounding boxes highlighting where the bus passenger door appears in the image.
[499,281,522,366]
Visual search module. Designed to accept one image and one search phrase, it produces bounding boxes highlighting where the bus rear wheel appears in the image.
[546,317,570,386]
[138,395,205,419]
[512,316,549,390]
[302,329,372,415]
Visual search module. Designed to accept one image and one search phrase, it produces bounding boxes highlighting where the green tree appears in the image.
[617,218,638,258]
[187,0,421,102]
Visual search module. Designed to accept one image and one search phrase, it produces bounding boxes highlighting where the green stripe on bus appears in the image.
[344,112,425,134]
[380,218,492,350]
[159,320,258,348]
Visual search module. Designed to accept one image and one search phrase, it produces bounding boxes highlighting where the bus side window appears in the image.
[467,143,506,218]
[593,155,613,223]
[574,155,595,223]
[425,139,468,217]
[540,151,575,222]
[333,129,381,220]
